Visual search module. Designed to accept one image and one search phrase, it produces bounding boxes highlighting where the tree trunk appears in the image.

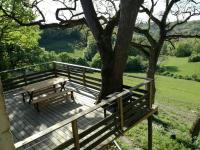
[0,79,15,150]
[147,52,157,104]
[80,0,143,102]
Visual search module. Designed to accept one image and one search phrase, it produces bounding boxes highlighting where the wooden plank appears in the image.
[85,80,101,87]
[84,129,116,150]
[79,121,115,147]
[26,72,54,81]
[54,138,74,150]
[25,70,54,78]
[123,94,148,113]
[71,120,80,150]
[79,114,116,139]
[54,61,101,72]
[124,100,148,120]
[85,75,101,82]
[69,72,83,78]
[32,90,69,104]
[117,97,124,130]
[123,105,158,131]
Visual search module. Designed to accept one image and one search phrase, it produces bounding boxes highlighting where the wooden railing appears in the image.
[0,61,157,150]
[0,61,102,92]
[0,62,54,91]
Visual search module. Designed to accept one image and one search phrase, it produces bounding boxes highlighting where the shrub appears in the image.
[175,42,192,57]
[75,58,89,66]
[83,37,97,61]
[125,56,147,72]
[188,53,200,62]
[59,52,89,66]
[91,53,101,68]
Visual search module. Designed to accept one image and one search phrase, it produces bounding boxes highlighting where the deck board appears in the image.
[4,84,106,150]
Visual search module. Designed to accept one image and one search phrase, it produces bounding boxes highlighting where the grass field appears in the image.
[117,73,200,150]
[40,40,85,58]
[161,56,200,76]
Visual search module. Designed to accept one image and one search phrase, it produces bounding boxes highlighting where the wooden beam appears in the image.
[53,61,58,77]
[0,77,15,150]
[117,97,124,130]
[71,120,80,150]
[148,116,153,150]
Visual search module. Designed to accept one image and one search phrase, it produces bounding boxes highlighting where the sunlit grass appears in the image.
[161,56,200,76]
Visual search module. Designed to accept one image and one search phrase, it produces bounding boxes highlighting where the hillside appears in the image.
[39,20,200,52]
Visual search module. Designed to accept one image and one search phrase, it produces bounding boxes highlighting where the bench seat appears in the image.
[32,89,74,112]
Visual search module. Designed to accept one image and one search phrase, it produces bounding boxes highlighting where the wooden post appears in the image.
[67,66,71,81]
[147,81,153,109]
[23,69,27,85]
[0,77,15,150]
[148,116,153,150]
[53,62,57,77]
[71,120,80,150]
[83,68,86,86]
[117,97,124,130]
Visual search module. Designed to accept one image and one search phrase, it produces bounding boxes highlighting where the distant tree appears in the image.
[0,0,143,101]
[131,0,200,102]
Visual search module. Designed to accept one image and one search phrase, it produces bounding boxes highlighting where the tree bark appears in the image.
[81,0,143,102]
[147,52,157,104]
[0,79,15,150]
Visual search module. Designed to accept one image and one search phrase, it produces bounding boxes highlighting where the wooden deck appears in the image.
[1,62,158,150]
[5,83,107,150]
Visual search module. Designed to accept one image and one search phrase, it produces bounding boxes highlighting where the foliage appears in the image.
[59,52,89,66]
[128,46,142,56]
[125,56,147,72]
[91,53,102,68]
[39,27,84,52]
[175,41,192,57]
[83,35,97,61]
[188,53,200,62]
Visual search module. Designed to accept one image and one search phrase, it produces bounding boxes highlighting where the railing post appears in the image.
[23,69,28,85]
[148,115,153,150]
[53,62,57,77]
[71,120,80,150]
[117,97,124,131]
[148,80,153,109]
[83,68,86,86]
[67,65,71,81]
[146,80,153,109]
[0,77,15,150]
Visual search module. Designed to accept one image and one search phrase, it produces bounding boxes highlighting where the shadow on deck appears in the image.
[5,83,106,149]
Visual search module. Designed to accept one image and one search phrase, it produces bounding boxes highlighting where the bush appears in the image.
[125,56,147,72]
[91,53,101,68]
[175,42,192,57]
[188,53,200,62]
[75,58,89,66]
[83,36,97,61]
[59,52,89,66]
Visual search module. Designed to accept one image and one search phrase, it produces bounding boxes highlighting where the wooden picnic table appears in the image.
[22,77,69,103]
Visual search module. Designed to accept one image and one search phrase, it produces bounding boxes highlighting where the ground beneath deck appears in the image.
[5,86,105,150]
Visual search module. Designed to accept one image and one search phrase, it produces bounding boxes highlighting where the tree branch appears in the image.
[130,41,150,57]
[166,34,200,39]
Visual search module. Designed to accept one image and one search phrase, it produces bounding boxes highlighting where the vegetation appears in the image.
[159,57,200,81]
[0,0,200,149]
[123,74,200,150]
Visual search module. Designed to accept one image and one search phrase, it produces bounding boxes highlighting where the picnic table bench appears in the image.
[32,89,75,112]
[21,77,75,112]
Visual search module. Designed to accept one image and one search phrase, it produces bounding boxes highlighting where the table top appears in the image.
[23,76,68,92]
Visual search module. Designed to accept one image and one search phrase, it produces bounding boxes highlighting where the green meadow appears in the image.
[161,56,200,76]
